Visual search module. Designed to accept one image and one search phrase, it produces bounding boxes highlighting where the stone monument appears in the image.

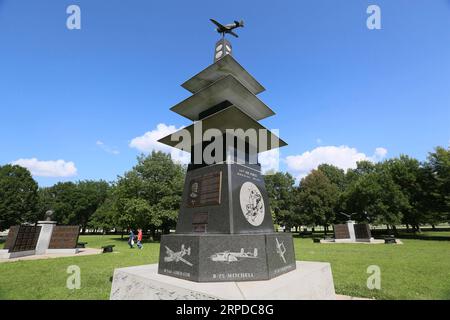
[111,20,336,300]
[155,23,295,283]
[329,213,375,243]
[0,210,80,259]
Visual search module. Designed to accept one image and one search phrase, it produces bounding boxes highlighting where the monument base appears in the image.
[45,248,79,254]
[0,249,35,259]
[321,238,385,244]
[110,261,336,300]
[159,233,296,282]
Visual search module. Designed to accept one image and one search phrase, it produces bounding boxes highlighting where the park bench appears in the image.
[102,245,115,253]
[384,236,397,244]
[299,231,313,238]
[77,242,88,248]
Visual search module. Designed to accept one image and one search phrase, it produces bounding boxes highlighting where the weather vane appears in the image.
[210,18,244,38]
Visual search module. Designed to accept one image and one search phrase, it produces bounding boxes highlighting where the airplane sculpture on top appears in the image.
[210,18,244,38]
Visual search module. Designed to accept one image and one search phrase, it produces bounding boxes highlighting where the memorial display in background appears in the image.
[48,226,80,249]
[3,225,19,250]
[354,224,372,240]
[334,224,350,240]
[10,225,41,252]
[1,210,81,259]
[332,221,375,243]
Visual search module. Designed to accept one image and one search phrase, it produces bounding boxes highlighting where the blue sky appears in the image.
[0,0,449,186]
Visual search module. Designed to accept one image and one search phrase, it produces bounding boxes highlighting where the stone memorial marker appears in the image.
[110,20,337,300]
[156,20,295,283]
[0,210,80,259]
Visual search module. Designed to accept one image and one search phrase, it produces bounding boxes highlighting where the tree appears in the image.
[317,164,346,191]
[296,170,339,234]
[345,160,376,185]
[114,151,185,237]
[264,172,296,231]
[38,180,110,232]
[383,155,426,231]
[426,147,450,223]
[344,164,408,229]
[88,196,118,233]
[75,180,110,233]
[0,165,38,230]
[317,164,346,222]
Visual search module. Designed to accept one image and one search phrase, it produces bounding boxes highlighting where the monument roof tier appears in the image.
[158,105,287,153]
[171,74,275,121]
[181,54,265,95]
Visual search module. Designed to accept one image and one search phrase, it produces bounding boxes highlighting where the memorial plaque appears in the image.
[192,213,208,233]
[187,171,222,207]
[354,224,372,240]
[10,225,41,252]
[334,224,350,239]
[3,225,19,250]
[48,226,80,249]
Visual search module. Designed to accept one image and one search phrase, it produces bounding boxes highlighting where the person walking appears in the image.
[128,229,135,249]
[137,228,143,249]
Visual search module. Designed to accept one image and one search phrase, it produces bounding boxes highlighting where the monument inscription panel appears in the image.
[48,226,80,249]
[354,224,372,240]
[334,224,350,239]
[3,225,19,250]
[187,171,222,207]
[10,225,41,252]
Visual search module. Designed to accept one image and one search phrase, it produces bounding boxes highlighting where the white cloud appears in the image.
[12,158,77,177]
[285,145,388,180]
[129,123,190,164]
[259,149,280,174]
[96,140,120,155]
[371,147,388,161]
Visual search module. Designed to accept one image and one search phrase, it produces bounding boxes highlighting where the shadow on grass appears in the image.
[292,228,450,241]
[107,237,161,244]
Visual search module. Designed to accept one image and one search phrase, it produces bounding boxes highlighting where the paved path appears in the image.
[0,248,102,263]
[336,294,373,300]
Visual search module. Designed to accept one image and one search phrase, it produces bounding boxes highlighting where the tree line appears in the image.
[0,147,448,236]
[266,146,450,233]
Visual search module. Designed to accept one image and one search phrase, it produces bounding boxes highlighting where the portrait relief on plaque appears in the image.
[239,182,265,226]
[187,171,222,207]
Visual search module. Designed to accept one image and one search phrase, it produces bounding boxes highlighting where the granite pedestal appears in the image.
[159,233,296,282]
[111,261,336,300]
[35,221,56,255]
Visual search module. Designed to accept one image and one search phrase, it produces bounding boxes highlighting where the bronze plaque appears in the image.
[10,225,41,252]
[187,171,222,207]
[354,224,372,239]
[4,225,19,250]
[334,224,350,239]
[192,212,208,233]
[192,212,208,224]
[48,226,80,249]
[193,224,207,233]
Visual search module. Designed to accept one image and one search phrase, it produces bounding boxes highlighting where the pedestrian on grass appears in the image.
[128,229,135,249]
[137,228,143,249]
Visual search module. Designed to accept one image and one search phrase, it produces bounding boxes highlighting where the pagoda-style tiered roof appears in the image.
[159,50,286,158]
[181,54,265,95]
[170,74,274,121]
[158,106,287,153]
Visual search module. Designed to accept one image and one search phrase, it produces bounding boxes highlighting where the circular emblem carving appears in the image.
[239,182,265,226]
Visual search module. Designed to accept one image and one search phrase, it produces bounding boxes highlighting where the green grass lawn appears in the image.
[0,235,449,300]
